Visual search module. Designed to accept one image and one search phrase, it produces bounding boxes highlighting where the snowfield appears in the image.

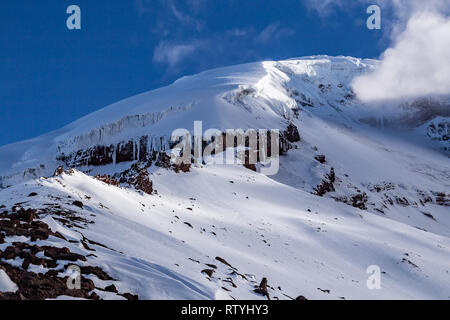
[0,56,449,300]
[1,166,449,300]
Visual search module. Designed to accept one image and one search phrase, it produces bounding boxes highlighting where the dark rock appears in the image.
[76,265,115,281]
[43,246,86,262]
[0,206,130,301]
[201,269,215,278]
[0,262,96,300]
[283,123,301,143]
[314,168,336,196]
[0,292,25,300]
[119,163,153,195]
[317,288,330,293]
[104,284,118,293]
[314,155,326,163]
[54,166,65,176]
[351,193,368,210]
[122,293,139,300]
[215,257,234,269]
[53,166,74,177]
[95,174,120,187]
[254,277,270,299]
[223,278,237,288]
[422,212,436,221]
[72,201,84,208]
[89,292,100,300]
[116,141,135,164]
[434,192,449,206]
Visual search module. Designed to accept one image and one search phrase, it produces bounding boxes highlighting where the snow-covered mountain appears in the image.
[0,56,449,300]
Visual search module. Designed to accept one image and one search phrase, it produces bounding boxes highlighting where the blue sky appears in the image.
[0,0,386,146]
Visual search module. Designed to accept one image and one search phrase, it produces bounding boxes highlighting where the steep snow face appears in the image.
[0,56,379,184]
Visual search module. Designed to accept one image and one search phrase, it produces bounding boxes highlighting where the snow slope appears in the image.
[1,166,449,299]
[0,56,449,299]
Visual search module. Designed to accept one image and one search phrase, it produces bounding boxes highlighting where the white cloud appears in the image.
[254,22,295,45]
[134,0,204,31]
[302,0,450,101]
[302,0,450,19]
[153,41,201,68]
[302,0,346,15]
[352,11,450,101]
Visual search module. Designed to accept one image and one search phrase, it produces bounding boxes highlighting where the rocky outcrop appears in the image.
[126,168,153,195]
[56,123,300,174]
[283,123,301,143]
[0,208,65,242]
[118,162,153,195]
[254,277,270,300]
[95,174,120,186]
[0,205,138,300]
[427,120,449,142]
[314,155,326,163]
[57,136,152,168]
[314,168,336,196]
